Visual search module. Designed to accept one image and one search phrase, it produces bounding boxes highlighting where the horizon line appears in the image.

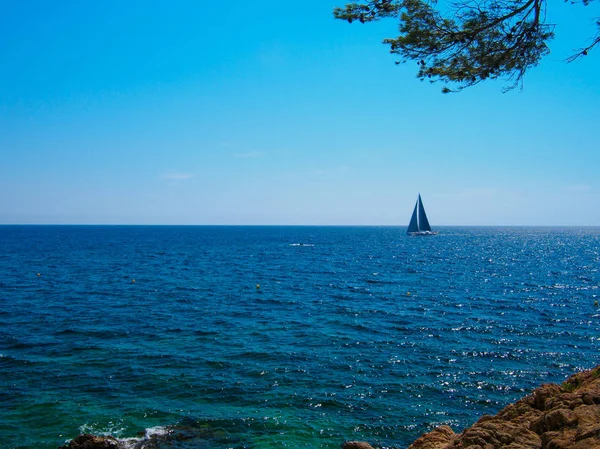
[1,223,600,228]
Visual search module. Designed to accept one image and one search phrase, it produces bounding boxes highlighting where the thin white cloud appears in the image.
[161,171,195,181]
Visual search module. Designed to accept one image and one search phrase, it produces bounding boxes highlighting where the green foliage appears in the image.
[333,0,599,92]
[562,367,600,392]
[562,376,582,392]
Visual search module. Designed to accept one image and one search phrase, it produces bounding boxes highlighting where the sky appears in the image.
[1,0,599,226]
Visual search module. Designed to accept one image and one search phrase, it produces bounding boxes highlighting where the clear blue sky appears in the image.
[1,0,599,225]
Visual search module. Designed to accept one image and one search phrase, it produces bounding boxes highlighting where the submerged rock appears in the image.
[58,434,122,449]
[342,442,376,449]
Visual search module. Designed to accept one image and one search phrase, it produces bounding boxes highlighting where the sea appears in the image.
[1,225,599,449]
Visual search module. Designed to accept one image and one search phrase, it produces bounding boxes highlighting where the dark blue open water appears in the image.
[1,226,599,449]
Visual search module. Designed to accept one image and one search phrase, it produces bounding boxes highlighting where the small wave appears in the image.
[54,329,82,335]
[193,329,219,336]
[54,328,131,339]
[174,286,199,292]
[289,243,315,246]
[205,359,236,369]
[365,278,395,285]
[78,421,128,439]
[6,340,54,350]
[254,297,287,305]
[119,426,170,449]
[234,350,280,362]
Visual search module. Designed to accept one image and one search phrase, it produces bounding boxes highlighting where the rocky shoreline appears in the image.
[60,366,600,449]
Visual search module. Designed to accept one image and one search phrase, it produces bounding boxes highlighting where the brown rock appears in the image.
[406,425,456,449]
[58,434,122,449]
[341,442,375,449]
[404,365,600,449]
[582,393,599,405]
[532,383,562,411]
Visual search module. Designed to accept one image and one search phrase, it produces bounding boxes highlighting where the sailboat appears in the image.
[406,194,438,236]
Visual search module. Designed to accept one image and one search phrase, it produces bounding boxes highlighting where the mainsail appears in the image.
[406,194,436,235]
[417,194,432,232]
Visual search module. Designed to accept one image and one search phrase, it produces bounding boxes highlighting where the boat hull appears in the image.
[407,231,438,236]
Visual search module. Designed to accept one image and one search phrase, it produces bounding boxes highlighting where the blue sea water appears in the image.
[1,225,599,449]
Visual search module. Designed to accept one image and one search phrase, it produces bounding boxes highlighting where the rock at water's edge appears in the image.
[344,366,600,449]
[405,425,457,448]
[341,442,376,449]
[404,365,600,449]
[58,434,122,449]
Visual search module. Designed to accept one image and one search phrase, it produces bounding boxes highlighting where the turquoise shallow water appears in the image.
[1,225,599,449]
